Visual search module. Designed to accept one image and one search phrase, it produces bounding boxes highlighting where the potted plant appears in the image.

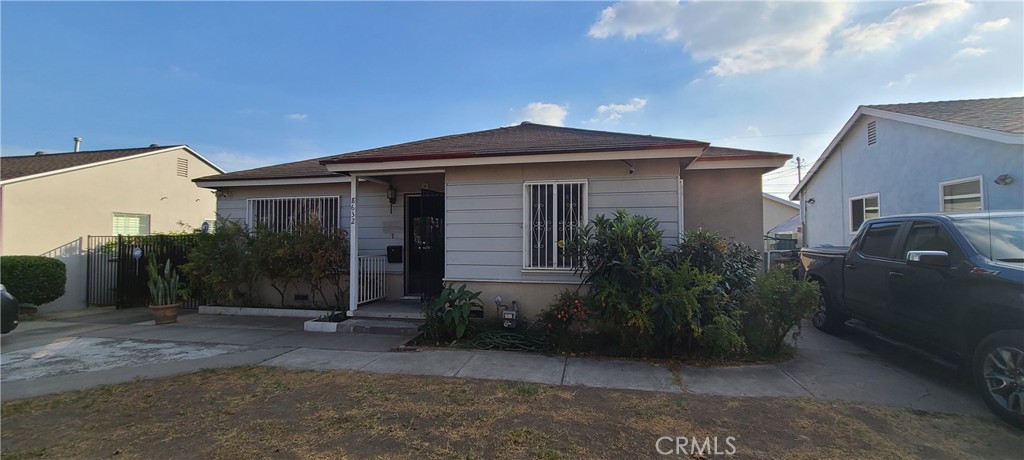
[147,255,189,324]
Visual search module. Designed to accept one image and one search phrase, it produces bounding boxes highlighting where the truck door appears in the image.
[843,221,904,325]
[889,219,962,350]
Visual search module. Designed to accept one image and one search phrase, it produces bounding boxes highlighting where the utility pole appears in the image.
[796,157,803,182]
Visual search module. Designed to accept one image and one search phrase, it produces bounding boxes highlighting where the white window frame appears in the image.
[849,193,880,234]
[522,180,588,271]
[939,175,984,213]
[247,195,343,233]
[112,212,151,236]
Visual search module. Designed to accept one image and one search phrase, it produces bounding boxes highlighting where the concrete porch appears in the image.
[349,300,425,320]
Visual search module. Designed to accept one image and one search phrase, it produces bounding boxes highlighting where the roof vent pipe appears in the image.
[34,151,46,156]
[74,137,82,152]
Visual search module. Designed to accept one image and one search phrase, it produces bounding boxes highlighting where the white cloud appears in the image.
[955,47,992,57]
[591,97,647,123]
[885,73,916,88]
[839,0,972,54]
[588,1,849,76]
[976,17,1011,32]
[286,113,308,121]
[745,126,763,137]
[203,150,273,173]
[513,102,568,126]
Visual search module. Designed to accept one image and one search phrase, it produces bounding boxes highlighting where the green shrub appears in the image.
[292,221,349,309]
[181,218,256,306]
[670,228,761,298]
[741,265,820,355]
[700,314,747,358]
[568,210,717,357]
[250,225,303,307]
[422,284,483,341]
[0,256,66,305]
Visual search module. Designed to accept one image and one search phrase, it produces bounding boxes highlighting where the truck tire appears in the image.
[810,281,846,335]
[974,330,1024,429]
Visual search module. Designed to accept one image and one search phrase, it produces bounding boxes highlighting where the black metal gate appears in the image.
[87,235,204,308]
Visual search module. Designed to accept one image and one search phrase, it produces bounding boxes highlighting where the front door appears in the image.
[405,189,445,299]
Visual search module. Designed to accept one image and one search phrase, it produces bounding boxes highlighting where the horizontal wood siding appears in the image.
[445,175,680,283]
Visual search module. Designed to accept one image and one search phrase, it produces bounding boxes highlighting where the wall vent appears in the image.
[176,158,189,177]
[867,120,877,146]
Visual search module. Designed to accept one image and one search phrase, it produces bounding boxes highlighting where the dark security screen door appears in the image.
[406,189,444,299]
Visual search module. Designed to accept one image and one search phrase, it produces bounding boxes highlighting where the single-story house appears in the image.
[0,144,223,311]
[762,193,799,234]
[790,97,1024,247]
[194,122,789,318]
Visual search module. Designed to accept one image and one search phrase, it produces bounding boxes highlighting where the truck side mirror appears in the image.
[906,250,949,268]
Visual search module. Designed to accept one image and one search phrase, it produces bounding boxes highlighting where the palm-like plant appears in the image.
[147,256,189,305]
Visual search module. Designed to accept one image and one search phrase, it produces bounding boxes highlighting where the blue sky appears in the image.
[3,1,1022,197]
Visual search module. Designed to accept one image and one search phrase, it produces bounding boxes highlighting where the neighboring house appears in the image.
[194,122,789,318]
[790,97,1024,247]
[762,193,799,235]
[0,145,223,311]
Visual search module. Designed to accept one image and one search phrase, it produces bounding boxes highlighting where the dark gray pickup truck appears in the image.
[799,211,1024,427]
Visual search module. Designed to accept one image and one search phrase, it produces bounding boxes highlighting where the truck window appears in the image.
[858,222,901,259]
[903,221,957,259]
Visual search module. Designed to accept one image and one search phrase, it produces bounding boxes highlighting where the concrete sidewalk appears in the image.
[0,307,991,418]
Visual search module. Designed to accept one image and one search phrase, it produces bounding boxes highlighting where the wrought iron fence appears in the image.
[87,235,205,308]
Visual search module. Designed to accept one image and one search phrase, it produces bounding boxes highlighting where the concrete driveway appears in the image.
[0,308,991,418]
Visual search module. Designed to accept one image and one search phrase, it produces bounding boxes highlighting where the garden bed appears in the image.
[199,305,335,318]
[302,312,348,333]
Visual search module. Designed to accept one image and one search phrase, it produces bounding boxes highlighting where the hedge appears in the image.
[0,256,66,305]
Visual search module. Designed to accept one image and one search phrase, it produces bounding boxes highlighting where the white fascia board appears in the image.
[180,146,227,174]
[194,176,352,189]
[763,192,800,209]
[685,157,789,170]
[322,147,703,173]
[0,145,218,186]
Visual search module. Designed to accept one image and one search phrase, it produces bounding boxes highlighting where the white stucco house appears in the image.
[0,144,223,311]
[194,122,790,318]
[790,97,1024,247]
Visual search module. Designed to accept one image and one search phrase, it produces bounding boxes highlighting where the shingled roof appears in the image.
[321,122,706,164]
[1,146,178,181]
[866,97,1023,134]
[196,123,711,183]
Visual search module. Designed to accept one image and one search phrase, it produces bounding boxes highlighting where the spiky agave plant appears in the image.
[147,256,187,305]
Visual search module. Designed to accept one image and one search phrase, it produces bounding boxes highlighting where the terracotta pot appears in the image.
[149,303,181,324]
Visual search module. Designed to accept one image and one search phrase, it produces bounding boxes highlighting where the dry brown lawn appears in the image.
[1,366,1021,459]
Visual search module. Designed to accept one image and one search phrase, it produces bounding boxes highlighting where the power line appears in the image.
[705,131,832,141]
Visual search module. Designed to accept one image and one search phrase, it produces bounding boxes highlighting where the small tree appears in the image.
[293,221,349,308]
[741,265,820,354]
[250,225,303,307]
[181,218,257,306]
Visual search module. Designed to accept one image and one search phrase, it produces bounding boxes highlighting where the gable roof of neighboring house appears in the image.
[195,123,790,186]
[0,145,223,185]
[763,193,799,209]
[790,97,1024,200]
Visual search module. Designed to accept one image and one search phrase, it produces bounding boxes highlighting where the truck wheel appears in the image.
[974,330,1024,429]
[810,281,845,335]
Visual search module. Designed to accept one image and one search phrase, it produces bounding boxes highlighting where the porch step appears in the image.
[337,318,423,336]
[399,296,422,303]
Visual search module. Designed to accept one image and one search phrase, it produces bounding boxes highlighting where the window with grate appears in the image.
[867,121,877,146]
[941,177,982,212]
[176,158,189,177]
[524,181,587,269]
[850,194,880,233]
[248,196,342,233]
[113,213,151,236]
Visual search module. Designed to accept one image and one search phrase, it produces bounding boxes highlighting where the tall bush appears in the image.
[250,225,303,307]
[0,256,66,305]
[181,218,256,306]
[741,265,820,355]
[568,210,717,356]
[292,221,349,308]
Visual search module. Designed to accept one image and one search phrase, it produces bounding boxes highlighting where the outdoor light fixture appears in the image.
[386,187,397,213]
[806,198,816,204]
[995,174,1015,186]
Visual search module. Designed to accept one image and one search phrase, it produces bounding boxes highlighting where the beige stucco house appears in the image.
[0,145,223,311]
[194,123,789,318]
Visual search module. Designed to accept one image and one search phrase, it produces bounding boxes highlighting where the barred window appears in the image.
[248,196,342,232]
[524,181,587,269]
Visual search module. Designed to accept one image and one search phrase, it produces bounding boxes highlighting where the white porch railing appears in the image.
[357,255,387,305]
